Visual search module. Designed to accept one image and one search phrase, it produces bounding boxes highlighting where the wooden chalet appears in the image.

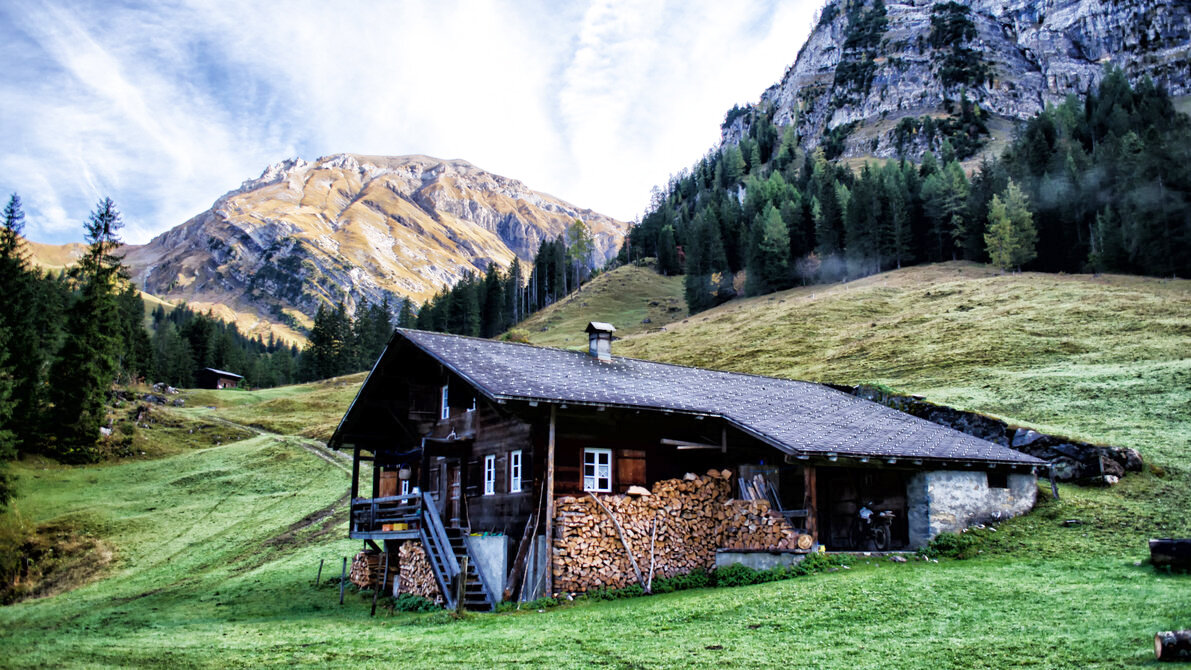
[329,324,1045,610]
[196,367,243,390]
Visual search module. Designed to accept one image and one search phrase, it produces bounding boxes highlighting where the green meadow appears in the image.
[1,261,1188,668]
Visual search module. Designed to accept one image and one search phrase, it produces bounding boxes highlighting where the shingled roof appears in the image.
[375,329,1042,466]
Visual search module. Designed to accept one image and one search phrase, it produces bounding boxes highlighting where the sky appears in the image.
[1,0,819,245]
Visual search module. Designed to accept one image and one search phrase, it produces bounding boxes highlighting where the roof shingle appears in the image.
[399,329,1044,466]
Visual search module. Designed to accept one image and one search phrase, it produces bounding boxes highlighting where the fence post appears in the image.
[338,556,348,605]
[316,558,324,587]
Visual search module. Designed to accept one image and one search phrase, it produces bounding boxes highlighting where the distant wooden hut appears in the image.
[196,367,243,390]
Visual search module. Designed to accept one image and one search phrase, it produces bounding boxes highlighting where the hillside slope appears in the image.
[614,262,1190,467]
[112,154,628,337]
[724,0,1191,160]
[514,263,686,349]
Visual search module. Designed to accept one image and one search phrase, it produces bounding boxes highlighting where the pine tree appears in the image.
[45,198,126,462]
[0,193,43,451]
[565,220,594,290]
[657,225,680,275]
[397,297,417,329]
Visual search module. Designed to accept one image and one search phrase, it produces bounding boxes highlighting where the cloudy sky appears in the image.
[1,0,818,245]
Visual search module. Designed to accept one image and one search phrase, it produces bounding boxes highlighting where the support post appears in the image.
[803,464,817,544]
[455,556,469,614]
[544,405,556,598]
[338,556,347,605]
[316,558,324,587]
[351,447,361,501]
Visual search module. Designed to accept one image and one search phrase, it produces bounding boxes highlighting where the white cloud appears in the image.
[0,0,818,244]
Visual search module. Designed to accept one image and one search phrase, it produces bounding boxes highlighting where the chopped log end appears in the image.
[1155,630,1191,661]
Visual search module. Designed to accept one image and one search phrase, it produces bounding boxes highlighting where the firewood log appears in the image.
[1156,630,1191,661]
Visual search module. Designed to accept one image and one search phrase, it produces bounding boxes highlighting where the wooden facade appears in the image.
[330,327,1045,605]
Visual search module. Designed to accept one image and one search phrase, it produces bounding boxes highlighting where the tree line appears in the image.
[620,68,1190,314]
[409,219,597,339]
[0,197,153,483]
[149,303,302,389]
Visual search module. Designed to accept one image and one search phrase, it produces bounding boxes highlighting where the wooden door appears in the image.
[447,462,462,527]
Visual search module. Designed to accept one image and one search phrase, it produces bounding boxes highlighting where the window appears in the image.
[509,450,522,493]
[583,448,612,492]
[483,454,496,495]
[440,385,450,420]
[988,472,1009,489]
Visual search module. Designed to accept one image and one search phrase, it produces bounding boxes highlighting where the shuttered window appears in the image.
[583,448,612,492]
[440,385,450,420]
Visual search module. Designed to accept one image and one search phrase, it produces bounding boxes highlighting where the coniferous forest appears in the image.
[620,68,1191,314]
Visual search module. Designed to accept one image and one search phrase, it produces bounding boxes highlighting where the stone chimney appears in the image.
[585,322,615,362]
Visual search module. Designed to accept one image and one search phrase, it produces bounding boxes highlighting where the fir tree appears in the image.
[45,198,126,462]
[746,205,791,295]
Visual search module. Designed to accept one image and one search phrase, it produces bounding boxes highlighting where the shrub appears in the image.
[391,592,438,612]
[920,530,982,559]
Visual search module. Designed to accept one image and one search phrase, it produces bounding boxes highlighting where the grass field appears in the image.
[516,262,686,349]
[1,261,1188,668]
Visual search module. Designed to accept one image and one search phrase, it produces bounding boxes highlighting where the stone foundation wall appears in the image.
[552,472,808,594]
[906,471,1037,547]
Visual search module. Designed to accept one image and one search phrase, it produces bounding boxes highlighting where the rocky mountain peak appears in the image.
[118,154,629,341]
[723,0,1190,161]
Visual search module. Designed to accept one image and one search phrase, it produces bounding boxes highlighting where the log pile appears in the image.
[397,541,443,605]
[552,471,810,593]
[348,550,396,590]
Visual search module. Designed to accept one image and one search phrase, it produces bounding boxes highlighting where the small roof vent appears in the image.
[585,322,615,362]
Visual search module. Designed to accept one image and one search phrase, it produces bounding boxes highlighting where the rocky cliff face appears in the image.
[118,154,628,337]
[723,0,1190,159]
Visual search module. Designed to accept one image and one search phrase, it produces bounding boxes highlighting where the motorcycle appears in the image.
[851,502,895,550]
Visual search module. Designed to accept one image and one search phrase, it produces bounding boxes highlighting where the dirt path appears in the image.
[197,413,352,474]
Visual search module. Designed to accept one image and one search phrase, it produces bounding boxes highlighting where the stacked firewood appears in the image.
[348,550,396,590]
[720,499,812,551]
[397,541,443,605]
[552,470,810,593]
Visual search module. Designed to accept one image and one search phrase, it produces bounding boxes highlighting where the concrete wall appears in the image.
[465,534,509,600]
[907,471,1037,547]
[715,550,807,570]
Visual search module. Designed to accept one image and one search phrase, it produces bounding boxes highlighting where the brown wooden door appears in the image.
[447,462,462,527]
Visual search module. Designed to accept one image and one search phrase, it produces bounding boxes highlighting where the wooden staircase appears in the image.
[418,494,495,611]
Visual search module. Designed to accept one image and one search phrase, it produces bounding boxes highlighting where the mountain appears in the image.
[116,154,629,339]
[722,0,1190,160]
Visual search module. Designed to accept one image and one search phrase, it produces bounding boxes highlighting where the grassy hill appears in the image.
[0,261,1188,667]
[515,262,685,349]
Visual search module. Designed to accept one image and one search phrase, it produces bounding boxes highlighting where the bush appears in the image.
[919,530,982,559]
[391,592,438,612]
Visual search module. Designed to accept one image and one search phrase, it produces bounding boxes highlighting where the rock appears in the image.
[1012,428,1045,448]
[626,486,651,497]
[722,0,1190,162]
[1102,475,1120,486]
[1050,457,1082,482]
[888,555,908,563]
[172,399,186,407]
[1099,455,1125,478]
[98,427,112,437]
[683,472,697,481]
[641,318,651,324]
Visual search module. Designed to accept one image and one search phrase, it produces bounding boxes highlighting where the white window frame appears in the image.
[400,479,410,496]
[483,454,496,496]
[583,448,612,493]
[440,385,450,420]
[509,450,523,493]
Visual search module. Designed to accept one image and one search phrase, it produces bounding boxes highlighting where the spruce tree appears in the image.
[0,193,43,451]
[45,198,126,462]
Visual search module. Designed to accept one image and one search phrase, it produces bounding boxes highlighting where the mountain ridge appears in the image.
[101,153,629,339]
